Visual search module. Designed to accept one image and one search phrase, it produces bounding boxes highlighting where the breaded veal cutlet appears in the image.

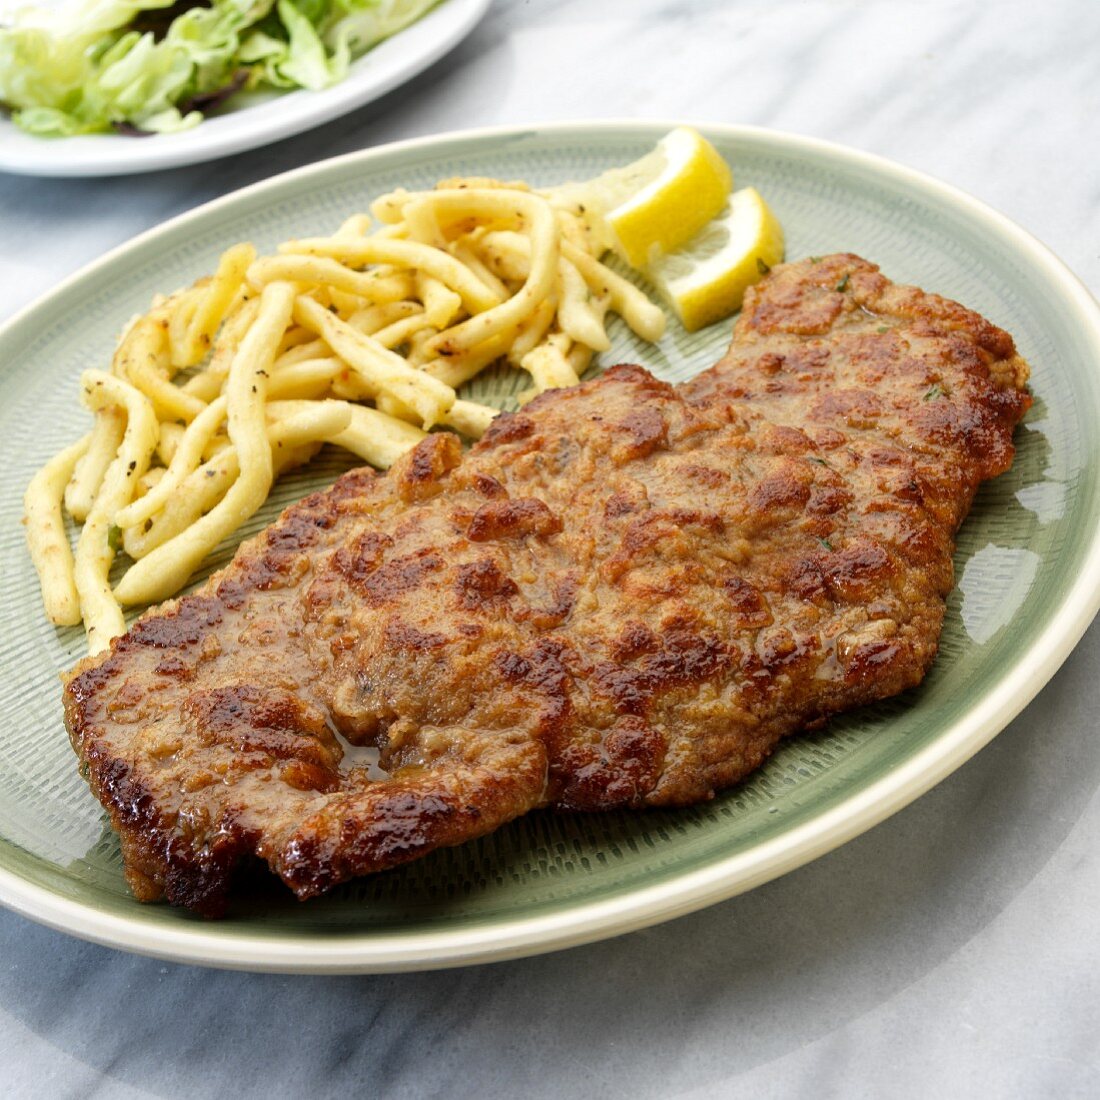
[64,254,1032,915]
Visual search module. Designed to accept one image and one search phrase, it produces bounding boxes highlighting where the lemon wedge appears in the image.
[646,187,785,332]
[548,127,733,267]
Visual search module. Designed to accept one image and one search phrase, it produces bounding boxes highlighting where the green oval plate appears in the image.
[1,122,1099,973]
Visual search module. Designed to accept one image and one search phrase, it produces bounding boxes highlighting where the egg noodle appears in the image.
[23,175,668,653]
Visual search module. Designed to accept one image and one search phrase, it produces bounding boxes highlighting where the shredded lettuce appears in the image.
[261,0,349,90]
[0,0,441,137]
[326,0,444,56]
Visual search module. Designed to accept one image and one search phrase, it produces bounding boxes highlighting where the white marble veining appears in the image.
[2,1,1099,1096]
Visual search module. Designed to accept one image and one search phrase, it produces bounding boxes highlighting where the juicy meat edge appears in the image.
[62,254,1032,916]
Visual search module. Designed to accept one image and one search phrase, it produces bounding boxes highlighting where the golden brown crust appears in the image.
[63,254,1031,915]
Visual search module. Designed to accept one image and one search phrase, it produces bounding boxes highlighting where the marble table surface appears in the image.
[2,1,1099,1095]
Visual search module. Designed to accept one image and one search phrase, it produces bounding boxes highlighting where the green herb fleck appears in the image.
[835,273,850,293]
[877,325,889,333]
[809,256,822,264]
[923,384,945,401]
[817,537,834,551]
[809,457,830,467]
[107,524,122,553]
[756,257,771,276]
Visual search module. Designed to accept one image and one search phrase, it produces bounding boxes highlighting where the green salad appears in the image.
[0,0,441,137]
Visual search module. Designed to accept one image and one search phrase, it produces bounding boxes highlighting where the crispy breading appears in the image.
[63,255,1031,915]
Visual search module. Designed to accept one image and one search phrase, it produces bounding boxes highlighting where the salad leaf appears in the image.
[269,0,348,90]
[0,20,202,135]
[0,0,441,138]
[326,0,441,56]
[178,66,249,114]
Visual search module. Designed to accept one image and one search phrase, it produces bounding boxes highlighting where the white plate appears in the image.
[1,122,1099,973]
[0,0,491,178]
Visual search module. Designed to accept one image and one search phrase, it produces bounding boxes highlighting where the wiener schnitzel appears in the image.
[63,254,1031,915]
